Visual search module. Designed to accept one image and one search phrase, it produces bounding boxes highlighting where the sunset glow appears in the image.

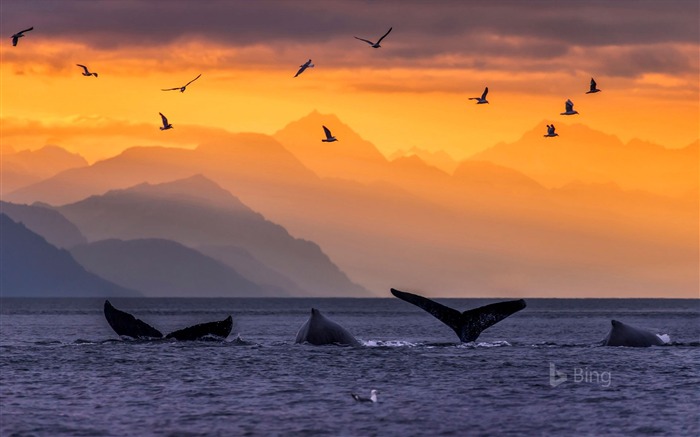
[1,1,698,298]
[2,2,698,162]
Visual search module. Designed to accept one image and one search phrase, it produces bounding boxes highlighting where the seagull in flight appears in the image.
[351,390,378,403]
[294,59,314,78]
[11,27,33,46]
[321,125,337,142]
[560,99,579,115]
[76,64,98,77]
[469,87,489,104]
[162,74,202,92]
[544,124,559,137]
[354,27,392,48]
[159,113,173,130]
[586,77,601,94]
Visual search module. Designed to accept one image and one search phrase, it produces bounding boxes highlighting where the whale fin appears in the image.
[104,300,163,339]
[390,288,526,342]
[165,316,233,341]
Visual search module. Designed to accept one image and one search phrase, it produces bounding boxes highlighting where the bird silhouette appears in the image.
[354,27,392,48]
[469,87,489,104]
[159,113,173,130]
[321,125,337,142]
[586,77,601,94]
[560,99,579,115]
[162,74,202,92]
[11,27,33,46]
[294,59,314,78]
[351,390,378,403]
[76,64,98,77]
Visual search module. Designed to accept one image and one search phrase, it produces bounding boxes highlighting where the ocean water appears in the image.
[1,298,698,436]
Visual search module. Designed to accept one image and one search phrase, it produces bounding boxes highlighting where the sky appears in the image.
[1,0,699,163]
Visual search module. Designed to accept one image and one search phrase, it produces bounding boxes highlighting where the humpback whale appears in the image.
[104,300,232,341]
[390,288,526,343]
[295,308,361,346]
[602,320,667,347]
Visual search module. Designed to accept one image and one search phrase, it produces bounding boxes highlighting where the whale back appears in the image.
[295,308,360,346]
[390,288,526,342]
[603,320,665,347]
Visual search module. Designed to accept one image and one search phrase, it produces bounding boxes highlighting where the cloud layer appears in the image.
[3,0,698,78]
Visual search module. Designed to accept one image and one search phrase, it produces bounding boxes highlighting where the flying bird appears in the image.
[560,99,579,115]
[354,27,392,48]
[321,125,337,142]
[294,59,314,78]
[544,124,559,137]
[11,27,33,46]
[76,64,98,77]
[586,77,601,94]
[351,390,378,403]
[162,74,202,92]
[159,113,173,130]
[469,87,489,104]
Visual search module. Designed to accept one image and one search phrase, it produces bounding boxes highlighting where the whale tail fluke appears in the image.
[104,300,163,339]
[390,288,526,342]
[165,316,233,341]
[104,300,232,341]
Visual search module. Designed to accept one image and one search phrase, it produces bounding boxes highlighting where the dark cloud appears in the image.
[2,0,698,77]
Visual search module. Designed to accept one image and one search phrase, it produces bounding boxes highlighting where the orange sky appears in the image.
[1,2,698,163]
[1,2,698,298]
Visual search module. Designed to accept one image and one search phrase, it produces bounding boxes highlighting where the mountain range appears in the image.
[1,214,140,297]
[1,145,88,197]
[70,238,272,298]
[471,123,698,197]
[56,175,369,297]
[1,200,87,248]
[2,111,697,297]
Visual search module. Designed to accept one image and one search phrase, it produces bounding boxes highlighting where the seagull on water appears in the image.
[162,74,202,92]
[159,113,173,131]
[544,124,559,137]
[76,64,98,77]
[354,27,392,48]
[586,77,601,94]
[11,27,33,46]
[351,390,378,403]
[294,59,314,78]
[560,99,579,115]
[469,87,489,104]
[321,125,337,142]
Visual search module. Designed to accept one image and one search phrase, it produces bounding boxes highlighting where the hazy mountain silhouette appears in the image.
[0,214,141,297]
[470,123,698,197]
[2,164,41,196]
[5,114,697,297]
[2,145,88,197]
[274,110,389,183]
[389,147,458,173]
[1,201,87,248]
[57,175,369,297]
[197,244,305,296]
[6,132,318,207]
[70,238,283,297]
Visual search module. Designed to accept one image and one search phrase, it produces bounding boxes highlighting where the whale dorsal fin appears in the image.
[104,300,163,339]
[390,288,526,342]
